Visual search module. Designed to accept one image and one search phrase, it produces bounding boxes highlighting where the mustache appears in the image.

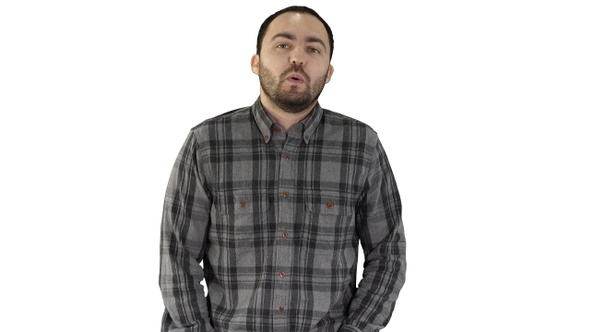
[280,64,310,81]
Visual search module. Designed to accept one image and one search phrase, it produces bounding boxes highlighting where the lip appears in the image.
[286,74,305,83]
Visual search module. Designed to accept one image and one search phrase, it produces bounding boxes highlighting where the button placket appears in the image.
[273,129,302,323]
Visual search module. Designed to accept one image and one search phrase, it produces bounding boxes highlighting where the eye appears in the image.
[277,44,289,49]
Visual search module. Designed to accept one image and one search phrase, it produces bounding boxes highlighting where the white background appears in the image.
[1,1,589,331]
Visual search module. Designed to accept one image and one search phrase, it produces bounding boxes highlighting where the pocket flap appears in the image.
[306,197,354,216]
[215,194,269,215]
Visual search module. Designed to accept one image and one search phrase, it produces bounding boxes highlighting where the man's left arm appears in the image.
[340,138,407,332]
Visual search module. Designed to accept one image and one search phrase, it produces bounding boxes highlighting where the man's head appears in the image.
[256,6,334,60]
[251,6,335,114]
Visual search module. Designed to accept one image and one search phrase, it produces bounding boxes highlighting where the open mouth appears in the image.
[286,74,305,83]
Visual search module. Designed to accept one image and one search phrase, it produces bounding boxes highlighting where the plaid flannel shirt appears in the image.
[159,98,406,332]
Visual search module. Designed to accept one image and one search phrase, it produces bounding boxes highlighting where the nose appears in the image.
[289,47,305,67]
[290,58,303,66]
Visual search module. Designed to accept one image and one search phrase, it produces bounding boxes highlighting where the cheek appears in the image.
[312,66,331,82]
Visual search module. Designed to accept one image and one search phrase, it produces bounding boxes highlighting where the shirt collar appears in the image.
[252,97,323,144]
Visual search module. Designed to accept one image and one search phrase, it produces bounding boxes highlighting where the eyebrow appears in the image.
[270,32,327,51]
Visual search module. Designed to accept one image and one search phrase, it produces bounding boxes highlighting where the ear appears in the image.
[324,64,334,84]
[251,54,260,75]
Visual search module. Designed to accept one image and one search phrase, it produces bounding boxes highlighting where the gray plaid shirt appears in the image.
[160,98,406,332]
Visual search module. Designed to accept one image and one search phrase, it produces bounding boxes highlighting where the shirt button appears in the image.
[326,201,334,209]
[264,135,269,141]
[282,191,289,198]
[284,153,291,161]
[240,201,247,208]
[279,271,286,278]
[278,306,285,313]
[274,127,282,133]
[282,231,289,238]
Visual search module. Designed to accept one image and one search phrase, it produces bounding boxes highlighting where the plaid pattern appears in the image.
[160,98,406,332]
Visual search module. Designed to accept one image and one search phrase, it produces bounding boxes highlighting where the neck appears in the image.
[259,94,316,132]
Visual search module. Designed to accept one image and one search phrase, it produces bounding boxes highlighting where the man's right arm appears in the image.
[159,130,215,332]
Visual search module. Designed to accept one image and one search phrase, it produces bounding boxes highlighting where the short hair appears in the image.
[256,6,334,60]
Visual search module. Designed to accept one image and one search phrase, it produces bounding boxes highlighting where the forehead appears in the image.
[264,12,329,45]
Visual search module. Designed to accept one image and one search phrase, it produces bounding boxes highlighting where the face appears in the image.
[252,12,334,114]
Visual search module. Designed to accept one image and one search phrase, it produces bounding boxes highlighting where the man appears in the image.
[160,5,406,332]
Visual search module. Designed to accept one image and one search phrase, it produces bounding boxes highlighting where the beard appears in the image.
[258,61,328,114]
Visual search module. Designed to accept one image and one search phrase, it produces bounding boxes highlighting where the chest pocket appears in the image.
[304,195,356,238]
[211,194,270,249]
[303,195,358,279]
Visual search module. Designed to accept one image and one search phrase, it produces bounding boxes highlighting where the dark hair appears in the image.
[256,6,334,60]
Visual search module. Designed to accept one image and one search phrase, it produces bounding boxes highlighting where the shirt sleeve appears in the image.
[341,137,407,332]
[159,130,215,332]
